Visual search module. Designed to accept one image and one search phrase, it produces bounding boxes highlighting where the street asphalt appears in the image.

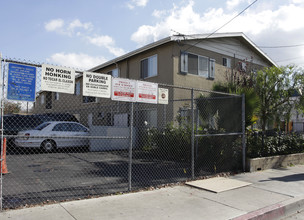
[1,164,304,220]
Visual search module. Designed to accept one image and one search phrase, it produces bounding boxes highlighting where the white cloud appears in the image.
[48,53,108,69]
[152,9,167,18]
[127,0,149,9]
[45,18,125,57]
[44,19,93,36]
[88,35,126,57]
[131,1,304,46]
[226,0,245,10]
[87,35,114,47]
[68,19,93,33]
[290,0,304,4]
[45,19,64,32]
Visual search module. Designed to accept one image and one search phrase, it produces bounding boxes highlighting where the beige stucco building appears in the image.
[33,32,275,127]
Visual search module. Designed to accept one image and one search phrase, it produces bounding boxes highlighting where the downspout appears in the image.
[114,61,120,77]
[232,53,236,83]
[126,59,129,79]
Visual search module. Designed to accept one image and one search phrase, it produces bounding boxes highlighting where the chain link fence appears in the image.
[0,57,244,210]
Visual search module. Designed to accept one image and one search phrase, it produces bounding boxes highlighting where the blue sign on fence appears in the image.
[7,63,36,102]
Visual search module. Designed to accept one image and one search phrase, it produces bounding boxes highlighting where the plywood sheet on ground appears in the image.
[186,177,252,193]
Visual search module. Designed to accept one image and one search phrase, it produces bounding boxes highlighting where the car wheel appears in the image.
[41,140,56,152]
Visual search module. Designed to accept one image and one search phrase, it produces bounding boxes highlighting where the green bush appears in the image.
[143,122,192,161]
[246,130,304,158]
[142,122,242,172]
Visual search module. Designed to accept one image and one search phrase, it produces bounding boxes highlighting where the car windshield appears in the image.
[34,123,51,130]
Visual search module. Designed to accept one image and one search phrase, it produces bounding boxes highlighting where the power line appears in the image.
[183,0,258,52]
[260,44,304,49]
[275,56,304,63]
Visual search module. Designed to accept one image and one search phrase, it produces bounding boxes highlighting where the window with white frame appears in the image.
[54,92,59,100]
[181,52,215,79]
[223,57,231,68]
[107,68,119,78]
[40,94,45,104]
[141,55,158,78]
[75,81,80,95]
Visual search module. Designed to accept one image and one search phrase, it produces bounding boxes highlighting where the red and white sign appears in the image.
[136,81,158,104]
[111,78,136,102]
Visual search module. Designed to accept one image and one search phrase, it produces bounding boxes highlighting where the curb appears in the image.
[231,196,304,220]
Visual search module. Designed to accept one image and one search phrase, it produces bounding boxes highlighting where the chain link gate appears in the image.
[0,57,245,211]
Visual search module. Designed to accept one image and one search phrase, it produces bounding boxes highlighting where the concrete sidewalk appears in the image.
[1,165,304,220]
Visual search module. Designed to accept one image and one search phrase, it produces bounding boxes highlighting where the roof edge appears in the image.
[88,37,172,72]
[88,32,276,72]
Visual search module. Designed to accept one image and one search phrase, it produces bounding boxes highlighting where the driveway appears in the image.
[2,150,191,209]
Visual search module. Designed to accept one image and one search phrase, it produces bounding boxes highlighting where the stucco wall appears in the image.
[33,38,272,128]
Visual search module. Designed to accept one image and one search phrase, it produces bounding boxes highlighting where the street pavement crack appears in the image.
[59,203,77,220]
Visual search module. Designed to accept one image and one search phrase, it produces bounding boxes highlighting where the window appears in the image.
[46,92,52,109]
[209,59,215,79]
[107,68,119,78]
[53,123,70,132]
[40,94,45,104]
[54,92,59,100]
[181,52,215,79]
[223,57,231,68]
[75,81,80,95]
[34,123,51,130]
[141,55,157,78]
[83,96,96,103]
[238,62,247,72]
[70,123,88,132]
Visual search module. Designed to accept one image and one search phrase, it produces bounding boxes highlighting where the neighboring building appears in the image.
[285,94,304,133]
[33,32,276,127]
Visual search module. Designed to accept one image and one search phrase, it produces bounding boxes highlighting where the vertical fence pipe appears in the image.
[242,94,246,172]
[0,53,4,211]
[128,102,134,191]
[191,89,195,179]
[0,53,2,211]
[163,104,167,128]
[195,108,199,159]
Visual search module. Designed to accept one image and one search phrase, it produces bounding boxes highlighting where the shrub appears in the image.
[246,130,304,158]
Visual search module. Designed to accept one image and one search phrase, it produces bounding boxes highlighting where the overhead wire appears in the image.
[183,0,258,52]
[259,44,304,49]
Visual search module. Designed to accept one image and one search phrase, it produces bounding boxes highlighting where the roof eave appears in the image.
[88,37,172,72]
[88,32,277,72]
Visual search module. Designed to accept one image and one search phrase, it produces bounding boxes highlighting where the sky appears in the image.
[1,0,304,70]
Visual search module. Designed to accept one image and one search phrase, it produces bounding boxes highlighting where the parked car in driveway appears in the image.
[3,113,79,151]
[15,121,90,152]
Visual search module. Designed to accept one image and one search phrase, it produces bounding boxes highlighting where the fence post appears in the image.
[0,53,2,212]
[191,89,195,179]
[128,102,134,191]
[0,53,4,212]
[195,108,199,159]
[242,94,246,172]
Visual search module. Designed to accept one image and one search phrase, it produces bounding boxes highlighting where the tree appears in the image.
[254,65,303,131]
[3,101,21,115]
[212,82,259,128]
[213,65,304,131]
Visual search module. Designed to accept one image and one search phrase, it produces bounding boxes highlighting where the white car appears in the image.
[15,121,90,152]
